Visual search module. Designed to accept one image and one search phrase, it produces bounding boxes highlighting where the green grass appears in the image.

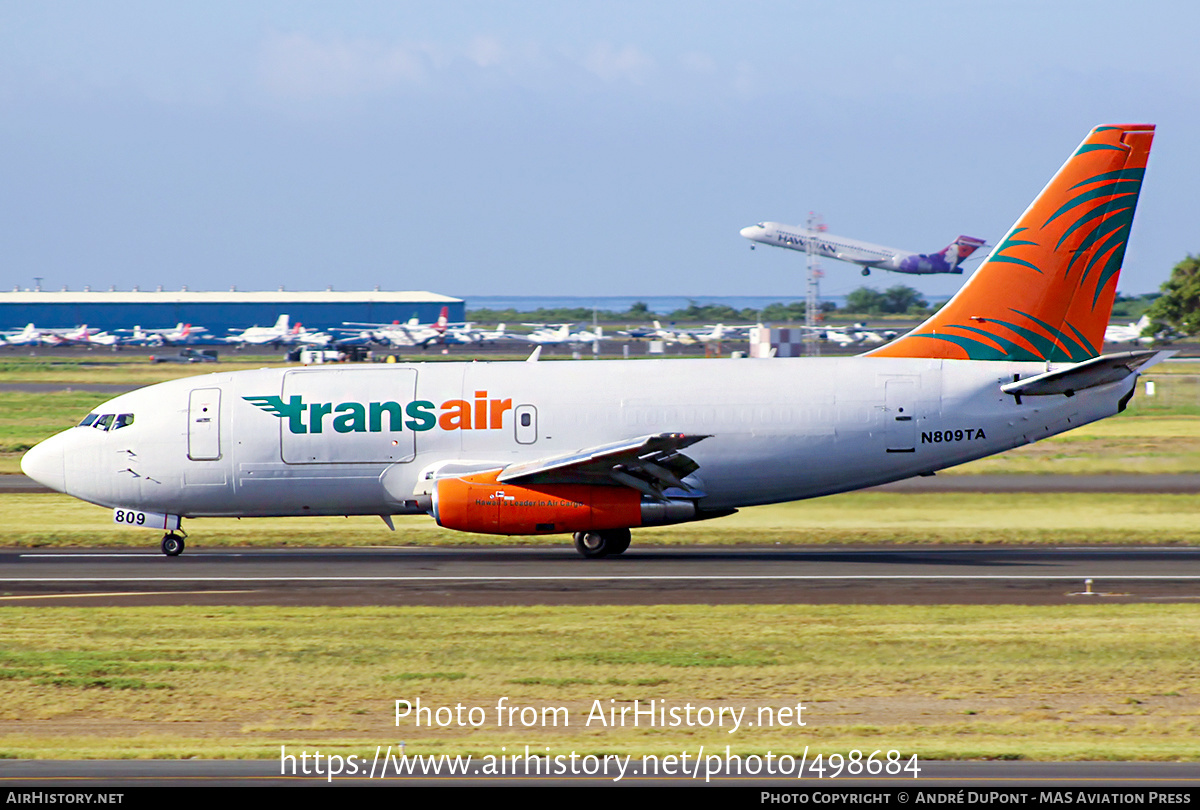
[0,605,1197,760]
[0,354,289,384]
[948,415,1200,475]
[5,491,1200,548]
[0,391,112,456]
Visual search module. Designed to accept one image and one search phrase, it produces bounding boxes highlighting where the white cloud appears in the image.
[257,32,429,100]
[580,42,655,83]
[465,35,507,69]
[255,32,747,103]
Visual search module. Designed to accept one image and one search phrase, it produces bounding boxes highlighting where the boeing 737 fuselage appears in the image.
[22,125,1159,558]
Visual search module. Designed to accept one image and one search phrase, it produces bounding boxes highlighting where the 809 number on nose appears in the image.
[114,509,147,526]
[112,508,181,531]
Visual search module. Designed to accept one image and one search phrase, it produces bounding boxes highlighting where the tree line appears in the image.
[1145,255,1200,333]
[464,254,1200,330]
[467,286,934,324]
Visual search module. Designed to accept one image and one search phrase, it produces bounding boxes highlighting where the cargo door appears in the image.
[188,388,222,460]
[281,368,418,464]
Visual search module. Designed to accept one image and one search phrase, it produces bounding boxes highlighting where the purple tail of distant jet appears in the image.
[740,223,987,276]
[899,235,987,275]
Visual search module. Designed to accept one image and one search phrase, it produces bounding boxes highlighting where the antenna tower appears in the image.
[804,213,825,356]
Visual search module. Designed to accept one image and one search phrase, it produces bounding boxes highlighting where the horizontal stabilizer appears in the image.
[1001,350,1172,398]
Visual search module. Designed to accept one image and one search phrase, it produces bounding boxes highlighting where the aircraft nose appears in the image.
[739,225,759,239]
[21,434,67,493]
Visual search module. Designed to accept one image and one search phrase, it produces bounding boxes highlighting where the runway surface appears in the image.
[3,545,1200,606]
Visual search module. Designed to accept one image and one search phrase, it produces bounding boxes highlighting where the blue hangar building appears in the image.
[0,289,465,338]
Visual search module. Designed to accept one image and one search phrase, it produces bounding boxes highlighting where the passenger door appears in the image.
[188,388,222,460]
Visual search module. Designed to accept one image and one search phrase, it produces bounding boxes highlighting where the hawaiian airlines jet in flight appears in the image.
[23,125,1161,558]
[740,222,986,276]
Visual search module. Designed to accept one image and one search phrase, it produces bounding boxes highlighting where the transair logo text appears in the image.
[244,392,513,434]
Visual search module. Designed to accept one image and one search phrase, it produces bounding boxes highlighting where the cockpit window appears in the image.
[79,413,135,431]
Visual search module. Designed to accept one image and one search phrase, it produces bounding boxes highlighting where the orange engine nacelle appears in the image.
[432,470,642,535]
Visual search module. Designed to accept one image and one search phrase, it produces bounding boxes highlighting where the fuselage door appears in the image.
[884,378,917,453]
[514,404,537,445]
[188,388,222,461]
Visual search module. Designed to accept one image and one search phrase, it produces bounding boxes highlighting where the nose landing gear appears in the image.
[161,531,186,557]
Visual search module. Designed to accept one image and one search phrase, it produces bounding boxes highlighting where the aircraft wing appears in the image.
[496,432,710,498]
[832,248,885,266]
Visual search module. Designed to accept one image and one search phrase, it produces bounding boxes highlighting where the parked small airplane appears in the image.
[22,124,1163,561]
[50,325,119,347]
[292,324,334,348]
[342,307,465,349]
[741,223,986,276]
[225,315,302,346]
[1,324,50,346]
[641,321,748,345]
[1103,315,1174,345]
[820,323,898,347]
[635,321,696,345]
[471,323,526,344]
[523,324,579,345]
[119,323,207,347]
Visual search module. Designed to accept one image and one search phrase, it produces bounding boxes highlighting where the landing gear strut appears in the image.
[161,532,185,557]
[573,528,631,559]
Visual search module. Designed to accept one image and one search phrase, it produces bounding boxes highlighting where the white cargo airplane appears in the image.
[740,222,986,277]
[23,125,1163,559]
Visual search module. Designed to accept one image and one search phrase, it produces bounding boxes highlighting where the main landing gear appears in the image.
[161,532,186,557]
[572,528,631,559]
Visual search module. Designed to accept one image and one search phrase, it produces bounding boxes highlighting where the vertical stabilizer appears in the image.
[946,235,987,269]
[870,124,1154,361]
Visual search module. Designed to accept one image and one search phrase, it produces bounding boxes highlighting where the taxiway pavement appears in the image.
[3,545,1199,606]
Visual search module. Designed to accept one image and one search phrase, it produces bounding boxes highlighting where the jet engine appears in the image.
[431,470,696,535]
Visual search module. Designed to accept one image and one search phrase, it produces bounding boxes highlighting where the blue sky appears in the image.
[1,1,1196,301]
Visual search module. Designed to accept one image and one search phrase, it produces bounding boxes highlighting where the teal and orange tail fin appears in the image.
[869,124,1154,362]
